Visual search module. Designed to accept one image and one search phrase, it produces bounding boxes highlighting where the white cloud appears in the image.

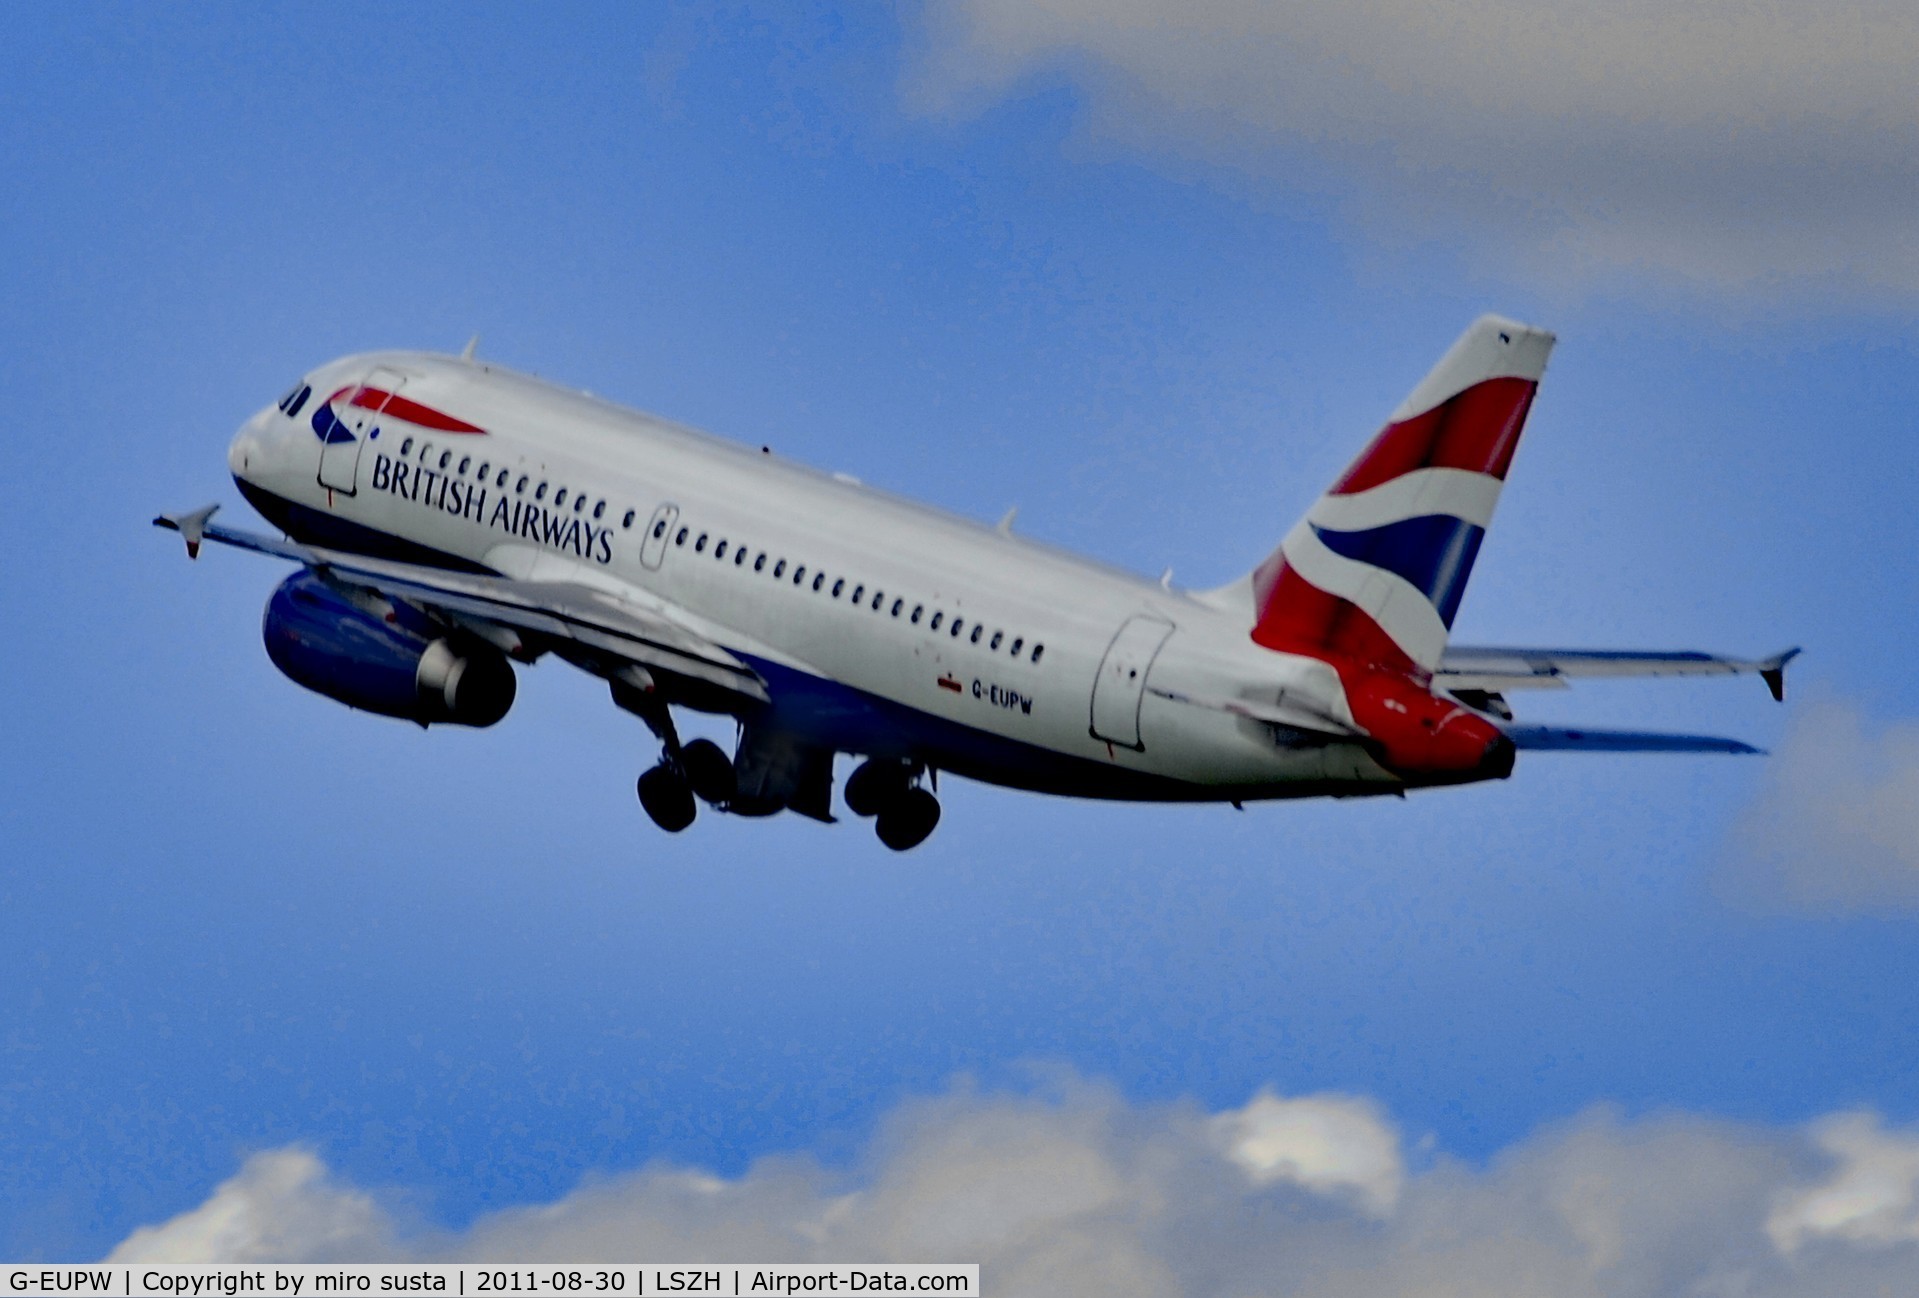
[905,0,1919,296]
[1770,1111,1919,1254]
[104,1080,1919,1296]
[1723,701,1919,913]
[106,1148,394,1263]
[1211,1088,1403,1216]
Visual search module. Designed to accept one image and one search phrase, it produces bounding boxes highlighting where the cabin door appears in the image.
[1090,614,1175,751]
[317,367,405,495]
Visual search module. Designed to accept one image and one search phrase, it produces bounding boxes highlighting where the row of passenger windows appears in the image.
[383,431,1041,663]
[396,435,642,531]
[664,521,1046,664]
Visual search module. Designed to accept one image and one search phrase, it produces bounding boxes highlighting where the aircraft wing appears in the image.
[155,505,768,705]
[1437,645,1800,701]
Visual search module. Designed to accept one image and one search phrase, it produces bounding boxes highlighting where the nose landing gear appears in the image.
[846,758,941,851]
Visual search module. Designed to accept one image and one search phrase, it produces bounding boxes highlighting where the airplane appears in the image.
[157,315,1795,850]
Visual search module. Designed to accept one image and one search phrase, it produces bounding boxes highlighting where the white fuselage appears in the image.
[229,352,1398,801]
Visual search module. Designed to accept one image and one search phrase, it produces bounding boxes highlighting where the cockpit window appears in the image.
[277,383,312,419]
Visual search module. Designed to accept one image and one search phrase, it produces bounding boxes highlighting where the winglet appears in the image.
[1760,647,1801,703]
[154,504,221,559]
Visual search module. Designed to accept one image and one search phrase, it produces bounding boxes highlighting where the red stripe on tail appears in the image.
[1333,377,1536,495]
[1250,561,1419,676]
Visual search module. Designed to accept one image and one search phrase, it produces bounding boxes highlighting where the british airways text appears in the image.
[369,453,614,564]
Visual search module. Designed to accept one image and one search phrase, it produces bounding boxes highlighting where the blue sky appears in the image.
[5,2,1919,1283]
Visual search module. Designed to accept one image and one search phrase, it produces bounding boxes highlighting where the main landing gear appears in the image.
[844,758,941,852]
[618,677,941,848]
[637,737,738,832]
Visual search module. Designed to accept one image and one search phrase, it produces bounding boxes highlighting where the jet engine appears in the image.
[262,571,515,727]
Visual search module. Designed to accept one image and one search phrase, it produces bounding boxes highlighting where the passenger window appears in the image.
[971,625,984,644]
[676,527,689,545]
[459,456,471,475]
[516,476,528,494]
[439,451,452,470]
[401,437,414,456]
[794,565,806,585]
[1010,637,1023,656]
[930,612,943,630]
[990,631,1002,650]
[555,488,568,507]
[832,578,845,598]
[774,559,786,577]
[574,495,586,513]
[652,518,666,538]
[536,482,548,500]
[735,548,747,566]
[695,533,708,553]
[714,540,727,559]
[1032,644,1045,663]
[851,584,863,603]
[420,443,434,462]
[911,605,922,624]
[594,501,606,520]
[872,591,884,611]
[951,618,964,638]
[497,470,509,488]
[478,462,490,479]
[892,599,903,617]
[754,554,767,572]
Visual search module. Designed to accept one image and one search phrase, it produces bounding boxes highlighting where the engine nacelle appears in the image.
[263,572,515,727]
[1344,667,1514,783]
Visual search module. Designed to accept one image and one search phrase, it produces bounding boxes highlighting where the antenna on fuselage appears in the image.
[460,334,481,361]
[996,507,1018,536]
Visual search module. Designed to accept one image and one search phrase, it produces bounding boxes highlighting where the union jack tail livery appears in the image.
[1244,314,1555,676]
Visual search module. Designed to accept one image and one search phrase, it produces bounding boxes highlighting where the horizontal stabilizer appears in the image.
[1440,646,1800,701]
[1504,724,1762,755]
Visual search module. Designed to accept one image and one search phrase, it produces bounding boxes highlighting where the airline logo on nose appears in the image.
[311,386,486,445]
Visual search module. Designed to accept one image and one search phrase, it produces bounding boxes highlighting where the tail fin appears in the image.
[1229,314,1555,675]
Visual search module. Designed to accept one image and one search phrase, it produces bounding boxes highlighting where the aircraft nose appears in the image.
[228,405,278,478]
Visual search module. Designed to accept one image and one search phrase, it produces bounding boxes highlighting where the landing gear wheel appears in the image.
[679,738,737,805]
[637,762,697,832]
[875,787,941,851]
[845,758,909,818]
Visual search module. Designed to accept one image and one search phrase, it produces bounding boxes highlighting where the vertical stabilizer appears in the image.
[1234,315,1555,675]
